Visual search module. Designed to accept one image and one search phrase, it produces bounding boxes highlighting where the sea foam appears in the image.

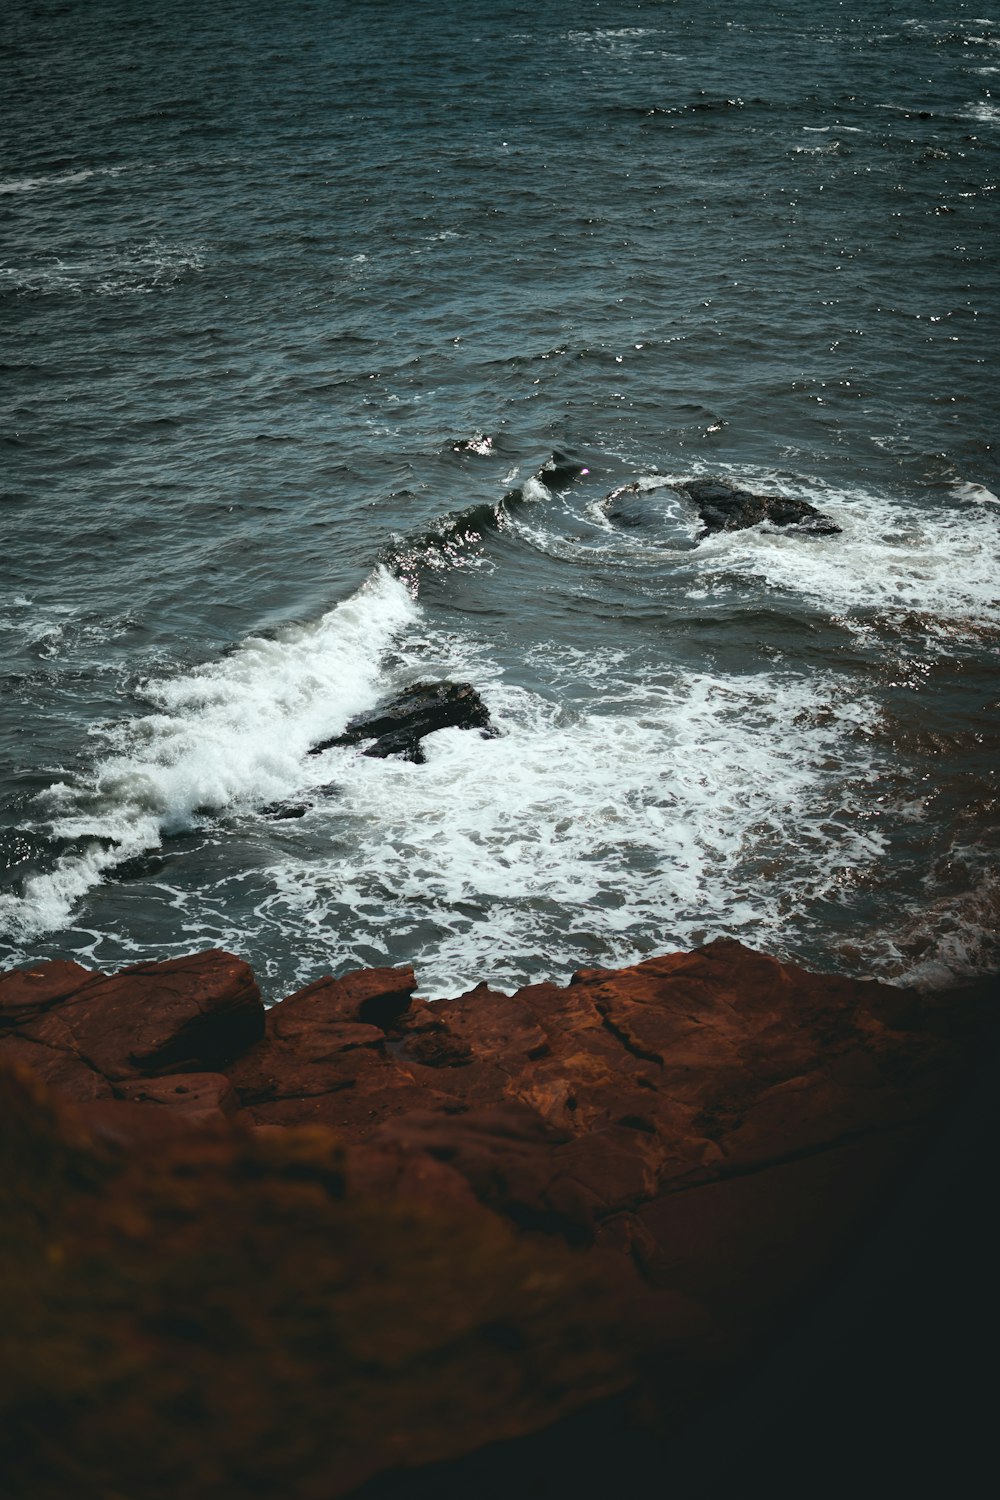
[259,624,886,996]
[0,570,418,940]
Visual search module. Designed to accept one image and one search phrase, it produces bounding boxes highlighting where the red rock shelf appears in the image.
[0,940,990,1499]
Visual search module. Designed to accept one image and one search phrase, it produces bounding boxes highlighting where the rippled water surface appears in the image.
[2,0,998,997]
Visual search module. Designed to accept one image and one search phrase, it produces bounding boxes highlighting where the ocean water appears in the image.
[1,0,997,1000]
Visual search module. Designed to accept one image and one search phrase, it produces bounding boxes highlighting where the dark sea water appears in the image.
[1,0,998,1000]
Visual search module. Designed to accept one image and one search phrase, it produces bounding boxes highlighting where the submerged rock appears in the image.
[602,480,692,533]
[678,476,841,536]
[309,680,497,764]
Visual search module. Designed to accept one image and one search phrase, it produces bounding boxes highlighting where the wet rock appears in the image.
[261,781,337,820]
[310,681,497,764]
[601,476,840,539]
[603,483,664,528]
[678,476,841,536]
[260,800,310,820]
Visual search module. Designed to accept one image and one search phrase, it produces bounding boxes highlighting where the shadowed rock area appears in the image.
[0,1061,632,1500]
[0,941,993,1499]
[309,680,497,763]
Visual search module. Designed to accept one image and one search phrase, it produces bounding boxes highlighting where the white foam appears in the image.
[517,472,1000,627]
[521,475,554,503]
[6,475,996,992]
[952,480,1000,505]
[0,824,160,944]
[261,651,886,996]
[964,100,1000,123]
[0,239,205,297]
[565,27,658,42]
[676,475,1000,636]
[0,168,107,195]
[0,570,418,941]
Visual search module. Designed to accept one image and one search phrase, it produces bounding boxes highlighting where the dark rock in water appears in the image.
[260,782,337,819]
[602,483,647,527]
[309,681,496,764]
[599,476,837,543]
[536,451,591,491]
[260,802,310,821]
[109,850,170,881]
[678,476,841,536]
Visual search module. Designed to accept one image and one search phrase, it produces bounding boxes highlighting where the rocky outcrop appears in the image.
[0,941,987,1498]
[601,476,841,539]
[680,476,841,536]
[309,681,496,764]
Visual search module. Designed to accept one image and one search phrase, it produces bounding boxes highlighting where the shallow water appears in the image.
[2,0,998,998]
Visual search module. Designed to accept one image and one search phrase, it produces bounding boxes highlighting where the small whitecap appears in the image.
[952,481,1000,505]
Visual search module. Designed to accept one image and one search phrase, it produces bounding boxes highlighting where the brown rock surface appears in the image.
[0,938,987,1499]
[0,1059,633,1500]
[0,950,263,1097]
[0,957,94,1024]
[339,942,959,1263]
